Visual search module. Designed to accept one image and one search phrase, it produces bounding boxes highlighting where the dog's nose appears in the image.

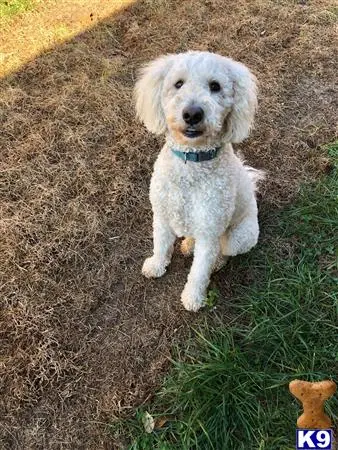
[182,105,204,126]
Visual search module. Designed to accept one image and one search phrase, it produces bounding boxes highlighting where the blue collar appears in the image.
[171,146,221,163]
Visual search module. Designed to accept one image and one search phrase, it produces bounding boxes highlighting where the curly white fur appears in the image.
[135,51,264,312]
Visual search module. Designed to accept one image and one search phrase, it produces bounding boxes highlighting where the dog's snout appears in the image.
[182,105,204,126]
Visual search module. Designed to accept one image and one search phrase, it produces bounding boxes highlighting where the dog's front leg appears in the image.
[142,215,175,278]
[181,237,220,312]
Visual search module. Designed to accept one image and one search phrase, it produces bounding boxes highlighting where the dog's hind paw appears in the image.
[180,237,195,257]
[142,256,167,278]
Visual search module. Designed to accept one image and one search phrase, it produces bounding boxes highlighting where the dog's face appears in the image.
[135,51,257,147]
[161,54,234,146]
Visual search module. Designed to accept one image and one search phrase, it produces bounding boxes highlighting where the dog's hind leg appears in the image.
[220,212,259,257]
[180,237,195,256]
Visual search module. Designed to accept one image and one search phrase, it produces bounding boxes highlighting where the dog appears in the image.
[135,51,264,311]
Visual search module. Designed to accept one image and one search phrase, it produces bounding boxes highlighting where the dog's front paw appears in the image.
[142,256,167,278]
[181,285,205,312]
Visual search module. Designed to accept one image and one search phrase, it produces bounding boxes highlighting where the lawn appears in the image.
[116,143,337,449]
[1,0,337,448]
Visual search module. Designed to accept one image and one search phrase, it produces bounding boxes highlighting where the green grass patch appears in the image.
[0,0,35,20]
[113,144,338,450]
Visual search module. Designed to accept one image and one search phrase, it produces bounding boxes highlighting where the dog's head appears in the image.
[135,51,257,147]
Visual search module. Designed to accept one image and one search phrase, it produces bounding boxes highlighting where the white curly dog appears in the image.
[135,51,264,312]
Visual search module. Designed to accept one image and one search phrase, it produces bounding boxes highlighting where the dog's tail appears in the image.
[245,166,265,192]
[237,150,265,192]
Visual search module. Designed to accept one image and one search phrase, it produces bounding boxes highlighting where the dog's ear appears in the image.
[223,61,257,143]
[134,55,174,135]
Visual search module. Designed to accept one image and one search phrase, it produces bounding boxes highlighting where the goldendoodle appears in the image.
[135,51,264,311]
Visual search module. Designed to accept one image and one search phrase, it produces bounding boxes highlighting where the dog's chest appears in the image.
[150,162,234,237]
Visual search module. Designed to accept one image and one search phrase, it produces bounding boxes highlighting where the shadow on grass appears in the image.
[0,0,137,77]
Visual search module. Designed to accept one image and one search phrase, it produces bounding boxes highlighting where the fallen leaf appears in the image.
[155,416,171,428]
[142,411,155,433]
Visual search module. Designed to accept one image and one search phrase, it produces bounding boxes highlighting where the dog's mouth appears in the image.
[183,127,204,138]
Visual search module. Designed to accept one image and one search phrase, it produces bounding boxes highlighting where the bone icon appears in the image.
[289,379,336,429]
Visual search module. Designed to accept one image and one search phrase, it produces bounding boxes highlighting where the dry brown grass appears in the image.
[1,0,337,448]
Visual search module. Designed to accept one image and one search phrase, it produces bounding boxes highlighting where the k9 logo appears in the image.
[296,429,333,449]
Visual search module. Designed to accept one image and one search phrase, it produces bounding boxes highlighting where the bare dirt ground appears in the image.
[1,0,337,448]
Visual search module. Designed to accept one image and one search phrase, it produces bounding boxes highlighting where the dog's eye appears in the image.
[209,81,221,92]
[174,80,184,89]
